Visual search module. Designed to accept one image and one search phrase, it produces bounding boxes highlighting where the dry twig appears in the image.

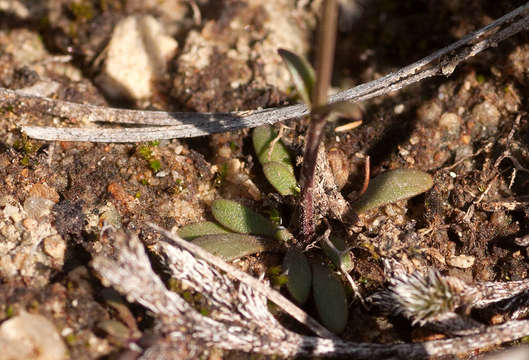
[91,227,529,359]
[1,3,527,142]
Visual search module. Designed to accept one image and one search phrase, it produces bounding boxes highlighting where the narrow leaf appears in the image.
[312,263,349,334]
[283,249,312,305]
[278,48,315,106]
[262,161,299,196]
[192,234,276,261]
[177,221,231,240]
[252,126,293,172]
[211,199,276,237]
[353,169,434,214]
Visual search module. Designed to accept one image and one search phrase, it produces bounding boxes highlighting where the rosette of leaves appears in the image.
[178,198,350,334]
[252,126,299,196]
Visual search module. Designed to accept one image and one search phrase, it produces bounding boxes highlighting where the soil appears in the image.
[1,0,529,359]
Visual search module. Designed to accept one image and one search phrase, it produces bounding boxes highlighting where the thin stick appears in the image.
[300,0,338,241]
[147,223,336,339]
[5,3,529,142]
[359,155,370,196]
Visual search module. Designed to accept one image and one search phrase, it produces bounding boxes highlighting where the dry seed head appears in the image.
[389,269,469,325]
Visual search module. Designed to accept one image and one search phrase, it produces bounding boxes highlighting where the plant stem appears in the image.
[300,0,338,242]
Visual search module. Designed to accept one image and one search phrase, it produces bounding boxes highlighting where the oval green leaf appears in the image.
[353,169,434,214]
[177,221,231,240]
[252,126,294,172]
[192,234,275,261]
[262,161,299,196]
[312,263,349,334]
[278,48,315,105]
[211,199,276,237]
[321,234,354,272]
[283,249,312,305]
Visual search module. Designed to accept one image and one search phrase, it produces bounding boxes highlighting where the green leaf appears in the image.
[177,221,231,240]
[211,199,276,237]
[353,169,434,214]
[283,249,312,305]
[278,48,315,106]
[252,126,293,172]
[321,234,354,272]
[192,234,275,261]
[262,161,299,196]
[312,263,348,334]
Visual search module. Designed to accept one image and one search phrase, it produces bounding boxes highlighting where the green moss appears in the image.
[5,305,14,318]
[214,163,228,187]
[20,156,30,167]
[138,145,153,159]
[65,333,77,345]
[70,1,94,22]
[268,266,289,287]
[266,208,282,226]
[172,178,185,194]
[149,159,161,172]
[137,143,163,172]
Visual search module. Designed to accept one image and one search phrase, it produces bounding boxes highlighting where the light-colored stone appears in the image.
[439,112,462,137]
[97,15,178,101]
[0,312,67,360]
[447,254,475,269]
[43,235,66,263]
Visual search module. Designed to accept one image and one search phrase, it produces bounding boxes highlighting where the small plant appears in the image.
[176,0,435,335]
[137,141,162,173]
[278,0,358,241]
[178,197,348,333]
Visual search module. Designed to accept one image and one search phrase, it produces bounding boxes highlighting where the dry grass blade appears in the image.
[147,222,335,339]
[94,227,529,358]
[2,3,526,142]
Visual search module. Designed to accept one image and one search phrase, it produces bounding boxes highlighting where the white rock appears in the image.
[0,312,67,360]
[97,15,178,101]
[447,254,475,269]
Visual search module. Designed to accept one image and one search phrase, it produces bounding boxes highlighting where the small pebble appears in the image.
[29,183,59,203]
[23,196,54,219]
[471,101,501,138]
[416,101,442,125]
[96,15,178,101]
[447,254,475,269]
[43,235,66,263]
[22,217,38,230]
[0,312,67,360]
[438,112,461,137]
[394,103,405,114]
